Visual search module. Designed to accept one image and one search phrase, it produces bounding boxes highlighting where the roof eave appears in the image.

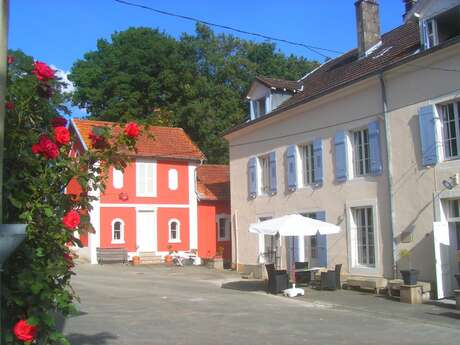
[224,37,460,138]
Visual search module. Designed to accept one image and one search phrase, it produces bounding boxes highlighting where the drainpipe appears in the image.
[379,73,397,279]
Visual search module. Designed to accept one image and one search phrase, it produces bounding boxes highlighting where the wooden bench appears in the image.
[346,276,388,294]
[96,247,128,264]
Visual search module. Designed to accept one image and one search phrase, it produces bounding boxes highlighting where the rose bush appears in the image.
[2,50,141,344]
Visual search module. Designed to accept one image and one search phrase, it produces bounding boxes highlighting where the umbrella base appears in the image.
[283,285,304,298]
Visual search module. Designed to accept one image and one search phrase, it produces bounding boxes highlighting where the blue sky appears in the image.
[10,0,405,71]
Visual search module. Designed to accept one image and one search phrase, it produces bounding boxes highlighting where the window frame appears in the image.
[258,154,270,195]
[216,214,230,241]
[111,218,125,244]
[424,18,438,49]
[440,101,460,160]
[168,219,181,243]
[298,143,315,187]
[346,200,380,275]
[168,169,179,191]
[301,212,318,259]
[253,97,267,118]
[351,127,370,177]
[113,168,124,189]
[136,159,157,197]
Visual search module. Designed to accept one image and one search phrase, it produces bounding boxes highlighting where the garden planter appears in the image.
[132,256,140,266]
[455,273,460,289]
[164,255,173,266]
[400,269,419,285]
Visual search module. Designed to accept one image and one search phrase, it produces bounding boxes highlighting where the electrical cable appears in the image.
[113,0,344,59]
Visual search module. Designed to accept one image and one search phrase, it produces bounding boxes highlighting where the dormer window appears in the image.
[422,6,460,49]
[253,97,267,119]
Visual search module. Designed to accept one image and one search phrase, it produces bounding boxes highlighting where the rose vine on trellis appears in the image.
[2,51,140,344]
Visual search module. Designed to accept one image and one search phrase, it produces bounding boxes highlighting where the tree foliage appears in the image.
[70,24,318,163]
[3,50,139,344]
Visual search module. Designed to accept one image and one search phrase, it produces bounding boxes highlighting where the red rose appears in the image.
[32,61,55,81]
[63,252,75,269]
[51,117,67,127]
[5,101,14,110]
[62,210,80,230]
[89,131,107,149]
[13,319,37,342]
[31,144,42,154]
[38,135,59,159]
[124,122,140,138]
[54,126,70,145]
[7,55,14,65]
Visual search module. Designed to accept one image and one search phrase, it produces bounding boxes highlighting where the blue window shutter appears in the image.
[368,121,383,176]
[248,157,258,198]
[315,211,327,267]
[418,105,438,166]
[313,138,323,185]
[334,131,348,182]
[269,151,277,195]
[286,145,297,191]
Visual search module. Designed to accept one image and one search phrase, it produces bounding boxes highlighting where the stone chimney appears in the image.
[403,0,417,13]
[355,0,381,57]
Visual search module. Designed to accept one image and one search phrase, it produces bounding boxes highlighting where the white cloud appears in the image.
[51,65,75,94]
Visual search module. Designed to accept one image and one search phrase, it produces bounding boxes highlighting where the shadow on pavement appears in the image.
[426,311,460,320]
[66,332,118,345]
[221,280,266,292]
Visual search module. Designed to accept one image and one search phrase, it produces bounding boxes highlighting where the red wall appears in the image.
[100,207,137,251]
[101,159,189,205]
[198,203,217,258]
[157,208,190,252]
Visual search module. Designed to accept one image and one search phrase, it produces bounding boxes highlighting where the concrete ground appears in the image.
[63,264,460,345]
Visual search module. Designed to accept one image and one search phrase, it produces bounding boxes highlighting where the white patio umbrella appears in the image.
[249,214,340,236]
[249,214,341,297]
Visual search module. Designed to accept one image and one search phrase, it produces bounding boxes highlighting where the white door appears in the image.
[433,221,451,299]
[137,210,156,253]
[449,223,460,291]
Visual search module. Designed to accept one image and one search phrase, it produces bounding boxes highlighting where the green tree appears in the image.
[70,24,318,163]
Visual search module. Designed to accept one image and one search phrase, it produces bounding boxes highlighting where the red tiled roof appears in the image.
[255,76,301,93]
[196,165,230,201]
[225,22,427,135]
[278,22,421,111]
[72,119,205,161]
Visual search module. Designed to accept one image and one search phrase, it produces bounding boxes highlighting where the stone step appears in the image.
[138,252,162,264]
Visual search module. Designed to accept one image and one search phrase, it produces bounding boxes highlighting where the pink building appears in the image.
[68,119,231,264]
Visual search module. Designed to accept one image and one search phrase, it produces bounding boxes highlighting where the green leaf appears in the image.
[27,315,40,326]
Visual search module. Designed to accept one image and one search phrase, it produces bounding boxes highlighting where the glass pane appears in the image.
[114,221,121,230]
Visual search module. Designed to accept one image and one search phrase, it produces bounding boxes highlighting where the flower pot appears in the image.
[455,274,460,289]
[400,269,419,285]
[132,256,140,266]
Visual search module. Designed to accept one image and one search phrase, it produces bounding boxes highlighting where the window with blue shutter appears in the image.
[368,121,383,175]
[418,105,438,166]
[269,151,277,195]
[315,211,328,267]
[248,157,258,198]
[286,145,298,191]
[313,138,324,185]
[335,131,348,182]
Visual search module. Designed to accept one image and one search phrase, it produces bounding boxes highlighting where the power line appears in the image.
[229,86,460,148]
[113,0,344,59]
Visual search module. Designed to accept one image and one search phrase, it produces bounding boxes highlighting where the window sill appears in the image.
[439,158,460,168]
[168,239,181,243]
[136,194,157,198]
[111,240,125,244]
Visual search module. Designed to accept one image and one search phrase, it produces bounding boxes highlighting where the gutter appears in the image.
[379,73,397,279]
[70,118,88,151]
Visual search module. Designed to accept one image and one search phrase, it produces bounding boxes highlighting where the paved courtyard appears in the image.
[63,264,460,345]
